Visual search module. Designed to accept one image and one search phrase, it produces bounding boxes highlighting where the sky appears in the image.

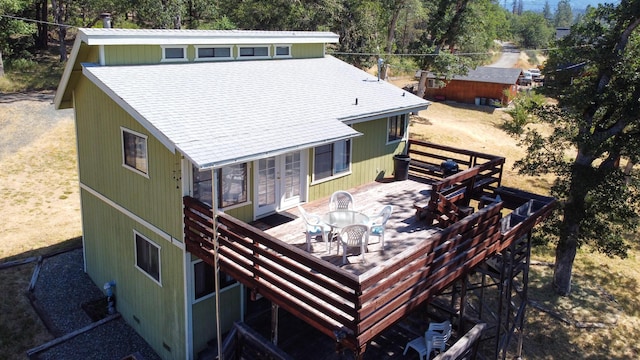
[501,0,621,12]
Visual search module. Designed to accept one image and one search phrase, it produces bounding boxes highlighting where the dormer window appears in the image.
[195,46,232,61]
[238,45,270,59]
[274,45,292,58]
[161,45,187,62]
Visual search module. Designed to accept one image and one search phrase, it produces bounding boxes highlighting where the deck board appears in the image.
[257,177,441,275]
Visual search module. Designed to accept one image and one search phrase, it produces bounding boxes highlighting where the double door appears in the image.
[254,151,306,218]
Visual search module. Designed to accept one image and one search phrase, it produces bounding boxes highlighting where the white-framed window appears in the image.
[237,45,270,59]
[193,259,238,302]
[134,231,161,285]
[274,44,292,58]
[387,114,408,143]
[195,46,232,61]
[161,45,188,62]
[313,139,351,182]
[218,163,248,208]
[192,167,213,206]
[427,79,437,88]
[121,127,149,177]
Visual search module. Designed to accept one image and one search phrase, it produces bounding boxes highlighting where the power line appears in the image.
[329,44,587,58]
[0,14,75,28]
[330,51,494,57]
[0,13,591,57]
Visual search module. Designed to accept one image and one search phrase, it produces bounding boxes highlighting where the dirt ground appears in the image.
[0,92,81,260]
[2,84,639,359]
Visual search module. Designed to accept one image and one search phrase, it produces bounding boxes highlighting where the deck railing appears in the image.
[408,139,506,227]
[182,195,545,355]
[407,139,505,189]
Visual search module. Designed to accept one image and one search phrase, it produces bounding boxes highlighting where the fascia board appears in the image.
[81,63,177,154]
[196,132,363,170]
[341,104,431,125]
[54,37,84,109]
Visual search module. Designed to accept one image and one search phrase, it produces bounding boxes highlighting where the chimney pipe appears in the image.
[100,13,112,28]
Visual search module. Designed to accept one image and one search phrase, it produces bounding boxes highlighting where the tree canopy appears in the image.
[505,0,640,295]
[0,0,524,76]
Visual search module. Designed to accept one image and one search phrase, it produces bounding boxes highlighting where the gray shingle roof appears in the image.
[83,56,429,168]
[425,66,522,85]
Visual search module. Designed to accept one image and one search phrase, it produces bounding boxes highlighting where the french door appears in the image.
[254,151,306,218]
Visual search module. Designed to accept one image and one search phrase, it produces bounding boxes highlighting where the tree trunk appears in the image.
[35,0,49,49]
[417,70,428,98]
[553,160,590,295]
[553,220,578,295]
[51,0,67,62]
[386,0,405,54]
[0,50,4,77]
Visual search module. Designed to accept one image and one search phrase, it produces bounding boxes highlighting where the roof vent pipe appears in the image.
[100,13,112,28]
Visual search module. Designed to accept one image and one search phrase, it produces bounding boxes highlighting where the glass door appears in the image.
[254,151,306,218]
[255,157,277,217]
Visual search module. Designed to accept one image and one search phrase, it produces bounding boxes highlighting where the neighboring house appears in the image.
[421,66,521,106]
[54,28,429,359]
[556,27,571,40]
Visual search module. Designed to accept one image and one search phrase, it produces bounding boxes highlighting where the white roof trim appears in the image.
[54,38,83,109]
[341,104,429,125]
[195,132,363,170]
[78,28,339,46]
[81,64,177,153]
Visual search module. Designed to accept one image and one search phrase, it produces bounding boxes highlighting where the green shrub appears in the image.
[7,58,38,72]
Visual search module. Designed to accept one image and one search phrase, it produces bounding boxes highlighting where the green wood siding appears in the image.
[104,45,163,65]
[291,43,324,58]
[102,43,325,66]
[192,286,242,354]
[221,202,253,222]
[220,167,254,222]
[81,191,185,359]
[74,79,184,240]
[307,118,405,201]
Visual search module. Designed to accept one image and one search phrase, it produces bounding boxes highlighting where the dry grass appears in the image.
[2,81,640,359]
[0,108,81,260]
[0,97,81,358]
[401,79,640,359]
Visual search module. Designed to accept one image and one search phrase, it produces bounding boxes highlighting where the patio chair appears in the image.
[403,320,452,360]
[297,205,331,253]
[338,224,369,265]
[368,205,393,251]
[329,190,355,211]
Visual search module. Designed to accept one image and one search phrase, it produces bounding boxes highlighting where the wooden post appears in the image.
[271,302,279,345]
[417,70,428,98]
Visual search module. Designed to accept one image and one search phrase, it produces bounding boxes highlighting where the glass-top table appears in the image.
[322,210,370,229]
[320,210,370,254]
[322,210,370,253]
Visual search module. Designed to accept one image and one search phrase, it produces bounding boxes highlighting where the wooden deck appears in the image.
[184,140,556,358]
[257,177,441,275]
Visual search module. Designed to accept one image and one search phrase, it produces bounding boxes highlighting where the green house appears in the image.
[55,28,429,359]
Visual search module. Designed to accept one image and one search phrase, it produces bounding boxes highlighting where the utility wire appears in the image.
[1,13,591,57]
[329,44,589,57]
[0,14,75,28]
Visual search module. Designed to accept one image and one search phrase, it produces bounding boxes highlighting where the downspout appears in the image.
[213,169,223,360]
[104,281,116,314]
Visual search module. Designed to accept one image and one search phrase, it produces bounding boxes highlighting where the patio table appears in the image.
[322,210,370,253]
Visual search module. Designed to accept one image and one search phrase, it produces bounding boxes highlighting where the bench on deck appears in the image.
[413,164,500,228]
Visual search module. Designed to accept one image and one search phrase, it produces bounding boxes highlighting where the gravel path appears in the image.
[30,248,161,360]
